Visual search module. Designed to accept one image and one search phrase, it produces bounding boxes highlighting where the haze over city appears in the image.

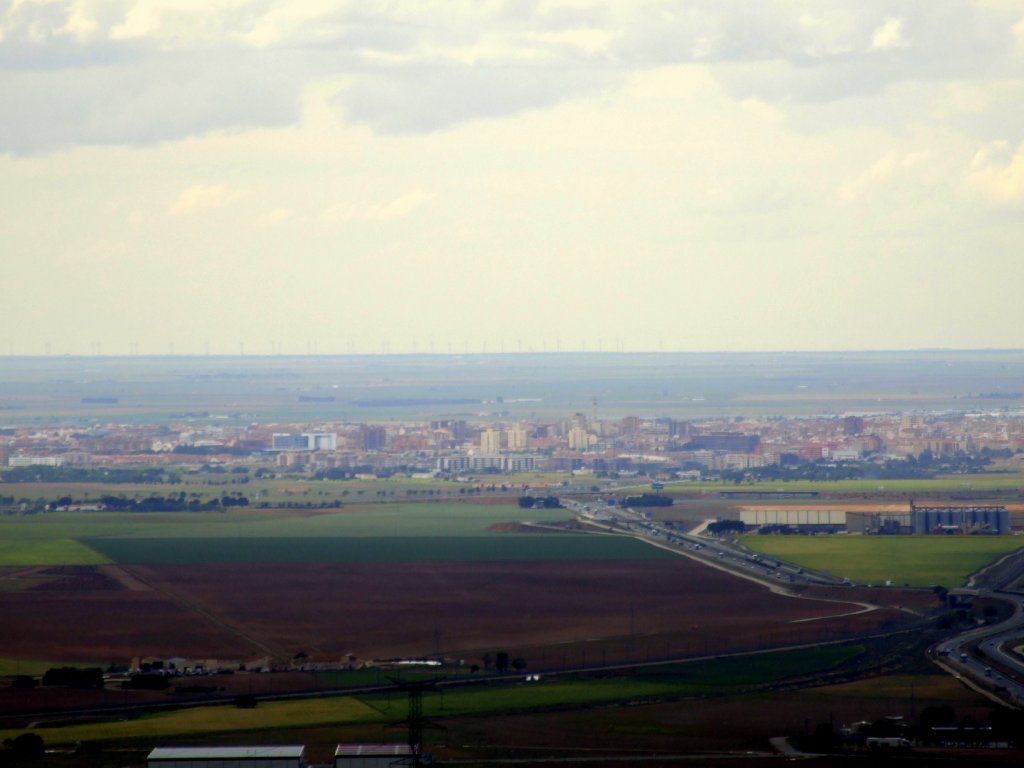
[3,0,1024,356]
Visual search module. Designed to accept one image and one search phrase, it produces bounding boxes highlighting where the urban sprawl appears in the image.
[5,408,1024,490]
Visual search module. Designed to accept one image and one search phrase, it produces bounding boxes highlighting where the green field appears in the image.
[0,645,863,746]
[0,697,379,746]
[376,644,865,718]
[743,534,1024,587]
[83,534,670,565]
[0,503,571,539]
[0,538,110,566]
[0,503,592,565]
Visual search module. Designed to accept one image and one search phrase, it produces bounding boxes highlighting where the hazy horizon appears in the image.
[4,1,1024,355]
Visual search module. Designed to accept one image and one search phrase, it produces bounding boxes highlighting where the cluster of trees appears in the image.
[517,495,562,509]
[254,500,344,510]
[3,733,44,758]
[706,519,745,535]
[42,666,104,689]
[172,445,252,456]
[46,492,250,512]
[478,651,527,673]
[2,466,174,484]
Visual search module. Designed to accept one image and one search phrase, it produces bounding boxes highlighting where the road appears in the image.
[562,496,1024,709]
[560,498,848,590]
[933,590,1024,708]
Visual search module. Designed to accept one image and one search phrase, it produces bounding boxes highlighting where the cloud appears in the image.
[335,61,616,133]
[259,207,294,226]
[0,51,301,154]
[836,149,931,203]
[870,17,907,51]
[320,189,434,223]
[967,140,1024,205]
[2,1,1023,155]
[169,183,245,215]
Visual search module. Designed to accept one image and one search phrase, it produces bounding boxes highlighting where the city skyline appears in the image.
[3,1,1024,356]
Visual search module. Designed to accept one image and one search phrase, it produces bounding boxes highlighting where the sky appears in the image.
[2,0,1024,356]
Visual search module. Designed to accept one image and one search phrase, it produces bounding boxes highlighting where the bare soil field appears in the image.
[0,559,917,675]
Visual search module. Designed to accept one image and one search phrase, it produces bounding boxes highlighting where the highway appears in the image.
[561,498,849,589]
[933,590,1024,708]
[561,496,1024,708]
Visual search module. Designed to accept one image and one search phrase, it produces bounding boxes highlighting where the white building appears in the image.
[506,425,528,451]
[271,433,337,451]
[148,746,305,768]
[335,744,414,768]
[567,427,592,451]
[8,455,63,467]
[479,428,500,453]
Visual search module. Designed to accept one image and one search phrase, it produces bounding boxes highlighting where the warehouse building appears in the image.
[739,508,847,532]
[335,744,414,768]
[147,746,305,768]
[911,504,1010,535]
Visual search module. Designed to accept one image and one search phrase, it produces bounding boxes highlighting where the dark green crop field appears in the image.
[83,533,673,565]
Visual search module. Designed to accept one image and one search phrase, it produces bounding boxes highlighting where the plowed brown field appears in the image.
[0,559,918,668]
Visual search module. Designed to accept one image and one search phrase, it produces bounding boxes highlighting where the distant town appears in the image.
[4,406,1023,494]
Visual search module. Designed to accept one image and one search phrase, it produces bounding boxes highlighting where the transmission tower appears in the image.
[386,677,446,765]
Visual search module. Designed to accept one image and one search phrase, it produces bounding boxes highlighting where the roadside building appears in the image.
[739,508,847,532]
[147,746,306,768]
[335,744,414,768]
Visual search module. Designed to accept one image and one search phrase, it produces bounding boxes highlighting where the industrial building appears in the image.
[334,744,414,768]
[147,746,306,768]
[868,504,1010,534]
[740,508,847,532]
[911,503,1010,535]
[145,745,420,768]
[741,507,843,532]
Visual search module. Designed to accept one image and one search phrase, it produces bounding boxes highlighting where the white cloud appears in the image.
[169,183,244,215]
[320,189,434,223]
[259,207,294,226]
[870,17,907,51]
[837,152,897,202]
[967,140,1024,205]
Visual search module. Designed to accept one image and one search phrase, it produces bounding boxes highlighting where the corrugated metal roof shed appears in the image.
[334,744,413,757]
[149,747,305,761]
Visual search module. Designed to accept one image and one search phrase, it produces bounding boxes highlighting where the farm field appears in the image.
[82,534,668,565]
[2,665,999,765]
[444,671,998,762]
[0,696,380,746]
[743,534,1024,587]
[0,557,911,670]
[0,504,574,552]
[0,538,109,567]
[0,645,865,748]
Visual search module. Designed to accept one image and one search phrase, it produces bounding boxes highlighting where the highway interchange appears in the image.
[562,496,1024,709]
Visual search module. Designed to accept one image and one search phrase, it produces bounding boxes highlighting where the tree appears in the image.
[495,651,509,673]
[920,705,955,729]
[4,733,44,758]
[511,657,527,672]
